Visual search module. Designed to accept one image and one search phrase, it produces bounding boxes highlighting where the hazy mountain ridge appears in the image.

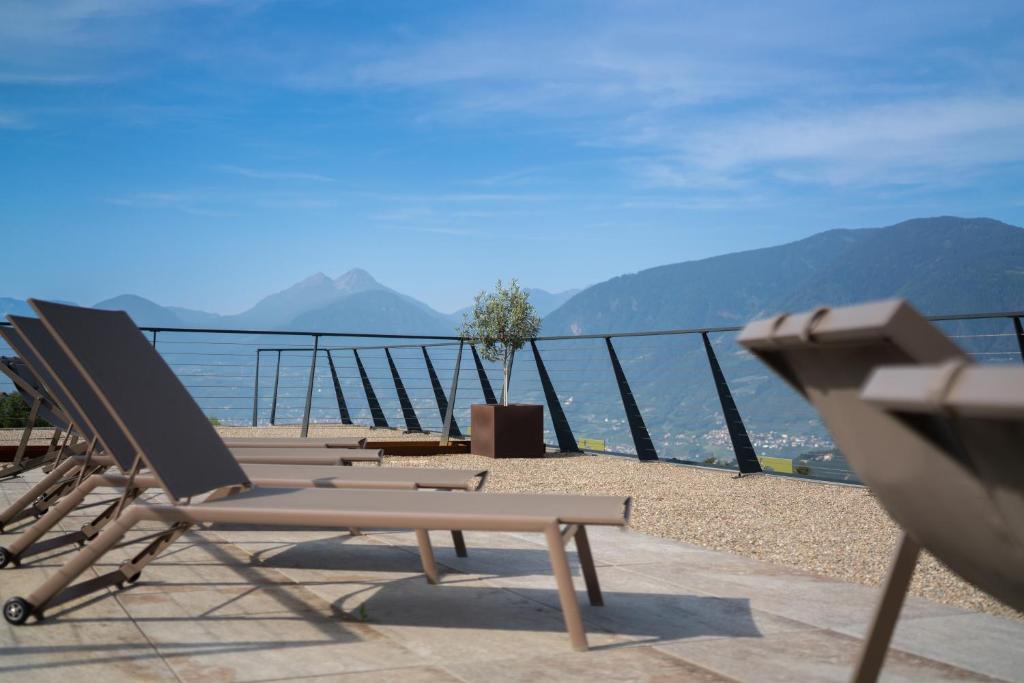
[544,217,1024,335]
[5,217,1022,339]
[3,269,583,335]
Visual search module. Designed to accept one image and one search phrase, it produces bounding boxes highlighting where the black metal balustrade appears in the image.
[2,310,1023,483]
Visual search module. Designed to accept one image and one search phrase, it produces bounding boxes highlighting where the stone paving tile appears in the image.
[835,611,1024,682]
[655,628,1006,683]
[615,558,962,630]
[289,666,465,682]
[0,552,178,682]
[446,645,738,683]
[477,565,817,646]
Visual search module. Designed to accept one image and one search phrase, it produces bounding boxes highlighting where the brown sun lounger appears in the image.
[860,361,1024,603]
[0,354,78,481]
[228,446,382,466]
[737,299,1017,682]
[223,436,368,449]
[0,317,379,528]
[0,316,485,565]
[0,457,486,569]
[2,300,630,651]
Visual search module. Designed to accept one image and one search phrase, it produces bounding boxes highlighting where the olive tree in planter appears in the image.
[458,279,543,458]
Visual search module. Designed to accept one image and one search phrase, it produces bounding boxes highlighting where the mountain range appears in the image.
[3,215,1022,336]
[54,269,580,335]
[544,216,1024,335]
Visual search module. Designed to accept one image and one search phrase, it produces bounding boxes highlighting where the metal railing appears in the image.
[2,309,1023,483]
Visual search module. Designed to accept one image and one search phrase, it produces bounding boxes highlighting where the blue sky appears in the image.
[2,1,1022,314]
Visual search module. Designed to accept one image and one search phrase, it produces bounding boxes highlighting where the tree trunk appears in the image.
[502,363,510,406]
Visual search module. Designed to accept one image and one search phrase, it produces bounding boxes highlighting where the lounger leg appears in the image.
[415,529,439,584]
[22,509,140,618]
[574,526,603,607]
[851,532,921,683]
[451,530,468,558]
[119,521,194,579]
[0,457,80,530]
[545,523,588,652]
[0,475,104,564]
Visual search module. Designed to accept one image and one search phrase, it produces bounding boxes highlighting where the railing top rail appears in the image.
[0,319,462,340]
[1,308,1022,342]
[257,341,464,353]
[530,308,1024,342]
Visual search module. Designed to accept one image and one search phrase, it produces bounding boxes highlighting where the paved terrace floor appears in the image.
[2,468,1022,682]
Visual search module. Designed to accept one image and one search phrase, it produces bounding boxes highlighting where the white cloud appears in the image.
[216,165,336,183]
[637,96,1024,188]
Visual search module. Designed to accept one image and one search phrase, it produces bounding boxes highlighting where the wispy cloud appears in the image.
[216,165,336,183]
[106,191,239,217]
[0,111,29,129]
[0,72,104,85]
[107,187,338,214]
[635,96,1024,188]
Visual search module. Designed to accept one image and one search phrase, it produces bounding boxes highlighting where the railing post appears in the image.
[422,346,462,437]
[1014,317,1024,364]
[251,350,261,427]
[353,349,389,428]
[385,348,422,432]
[702,332,762,475]
[529,340,577,453]
[470,344,497,405]
[300,336,320,438]
[270,350,282,425]
[440,341,464,445]
[326,350,352,425]
[605,337,658,461]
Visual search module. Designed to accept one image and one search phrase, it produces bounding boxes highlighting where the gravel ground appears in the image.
[5,424,1020,620]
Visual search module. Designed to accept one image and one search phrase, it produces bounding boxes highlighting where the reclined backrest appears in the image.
[738,299,1022,610]
[861,362,1024,610]
[0,331,73,432]
[30,300,249,501]
[8,316,137,470]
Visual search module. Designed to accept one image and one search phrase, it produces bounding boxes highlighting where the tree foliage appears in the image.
[0,393,49,429]
[458,279,541,405]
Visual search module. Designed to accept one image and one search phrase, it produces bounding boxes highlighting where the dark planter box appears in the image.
[470,403,545,458]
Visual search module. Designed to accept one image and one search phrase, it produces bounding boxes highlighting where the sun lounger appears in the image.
[860,361,1024,608]
[2,300,630,651]
[0,317,380,527]
[737,299,1015,682]
[229,446,382,465]
[0,316,485,565]
[223,436,368,449]
[0,355,76,480]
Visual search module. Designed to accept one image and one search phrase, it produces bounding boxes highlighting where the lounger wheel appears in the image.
[0,547,13,569]
[3,597,32,625]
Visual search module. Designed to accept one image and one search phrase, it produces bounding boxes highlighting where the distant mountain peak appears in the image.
[294,272,333,288]
[333,268,382,293]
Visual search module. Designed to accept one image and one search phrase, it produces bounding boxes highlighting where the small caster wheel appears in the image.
[0,547,12,569]
[3,597,32,625]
